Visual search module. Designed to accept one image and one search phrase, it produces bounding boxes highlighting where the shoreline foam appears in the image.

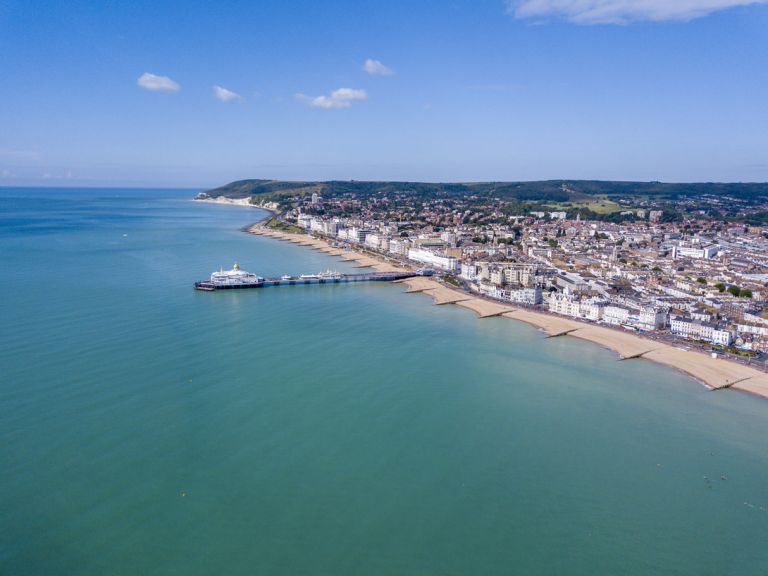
[245,220,768,399]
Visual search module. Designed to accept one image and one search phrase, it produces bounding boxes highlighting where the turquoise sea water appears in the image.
[1,187,767,575]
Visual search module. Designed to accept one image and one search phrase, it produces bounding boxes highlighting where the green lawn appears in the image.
[546,196,623,214]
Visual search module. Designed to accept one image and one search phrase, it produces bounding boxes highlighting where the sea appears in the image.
[1,187,767,576]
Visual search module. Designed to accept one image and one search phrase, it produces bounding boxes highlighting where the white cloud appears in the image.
[213,85,242,102]
[137,72,180,93]
[508,0,768,23]
[295,87,368,109]
[363,58,394,76]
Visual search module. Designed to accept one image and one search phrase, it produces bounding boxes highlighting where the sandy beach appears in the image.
[503,309,582,336]
[246,222,768,399]
[423,286,475,305]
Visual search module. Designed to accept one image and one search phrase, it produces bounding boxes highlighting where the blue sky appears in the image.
[1,0,767,187]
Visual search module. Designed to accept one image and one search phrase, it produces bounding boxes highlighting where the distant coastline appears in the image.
[195,196,257,208]
[193,193,279,214]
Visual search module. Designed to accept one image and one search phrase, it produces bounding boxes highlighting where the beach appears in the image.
[247,221,768,399]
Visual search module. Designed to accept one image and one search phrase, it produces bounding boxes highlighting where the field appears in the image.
[544,196,624,214]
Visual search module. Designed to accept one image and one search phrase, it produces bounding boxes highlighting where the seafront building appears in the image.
[407,247,459,271]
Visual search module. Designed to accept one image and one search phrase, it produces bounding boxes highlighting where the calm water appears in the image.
[1,188,767,575]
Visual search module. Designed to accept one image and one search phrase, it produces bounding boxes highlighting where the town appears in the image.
[247,185,768,362]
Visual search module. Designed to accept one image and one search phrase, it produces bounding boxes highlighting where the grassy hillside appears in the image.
[200,179,768,204]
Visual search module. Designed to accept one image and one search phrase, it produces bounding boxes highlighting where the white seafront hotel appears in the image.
[407,247,459,272]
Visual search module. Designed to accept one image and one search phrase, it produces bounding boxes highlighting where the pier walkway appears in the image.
[194,270,427,291]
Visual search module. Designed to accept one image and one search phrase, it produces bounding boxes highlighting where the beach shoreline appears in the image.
[240,217,768,400]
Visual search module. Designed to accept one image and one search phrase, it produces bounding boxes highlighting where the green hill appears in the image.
[199,179,768,204]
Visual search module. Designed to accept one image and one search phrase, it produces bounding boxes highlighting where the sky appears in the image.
[1,0,768,188]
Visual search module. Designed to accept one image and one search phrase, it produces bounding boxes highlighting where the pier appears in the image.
[194,269,430,291]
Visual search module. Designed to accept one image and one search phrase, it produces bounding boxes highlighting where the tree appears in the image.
[696,277,707,284]
[741,289,753,299]
[660,209,683,223]
[714,283,726,293]
[727,285,741,297]
[548,239,558,248]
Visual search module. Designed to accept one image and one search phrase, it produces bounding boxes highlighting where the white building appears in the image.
[579,299,605,321]
[347,227,371,244]
[673,244,719,259]
[489,267,505,286]
[365,233,383,250]
[669,316,732,345]
[460,263,480,281]
[509,287,542,305]
[603,305,631,326]
[479,283,504,300]
[637,307,667,331]
[407,248,458,271]
[712,328,734,346]
[309,218,324,234]
[323,220,339,236]
[388,238,410,256]
[476,283,542,305]
[504,265,536,287]
[548,294,604,320]
[548,293,581,317]
[737,323,768,337]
